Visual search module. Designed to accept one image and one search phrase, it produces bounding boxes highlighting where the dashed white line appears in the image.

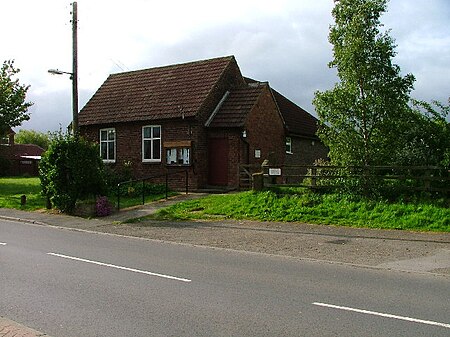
[0,242,6,245]
[47,252,192,283]
[313,302,450,329]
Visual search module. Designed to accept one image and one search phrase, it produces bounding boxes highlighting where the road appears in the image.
[1,219,449,337]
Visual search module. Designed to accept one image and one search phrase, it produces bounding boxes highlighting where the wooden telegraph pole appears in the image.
[71,2,79,135]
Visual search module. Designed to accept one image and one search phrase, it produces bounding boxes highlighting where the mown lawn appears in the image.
[147,190,450,232]
[0,177,46,210]
[0,177,175,213]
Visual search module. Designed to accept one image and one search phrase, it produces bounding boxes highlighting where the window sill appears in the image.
[166,164,191,167]
[142,160,162,164]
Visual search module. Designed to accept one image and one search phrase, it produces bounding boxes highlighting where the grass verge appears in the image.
[0,177,46,211]
[0,177,176,213]
[148,190,450,232]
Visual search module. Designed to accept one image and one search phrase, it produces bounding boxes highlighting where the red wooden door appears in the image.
[208,138,229,186]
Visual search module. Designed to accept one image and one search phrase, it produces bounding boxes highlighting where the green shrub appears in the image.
[39,133,106,214]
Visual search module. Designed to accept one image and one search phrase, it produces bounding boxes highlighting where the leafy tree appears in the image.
[396,98,450,168]
[14,129,50,150]
[313,0,415,166]
[39,133,106,213]
[0,60,33,136]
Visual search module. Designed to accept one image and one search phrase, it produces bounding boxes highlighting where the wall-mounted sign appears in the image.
[269,168,281,176]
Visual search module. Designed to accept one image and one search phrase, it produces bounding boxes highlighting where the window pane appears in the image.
[153,139,161,159]
[153,126,160,138]
[143,127,150,139]
[100,130,107,141]
[144,140,151,159]
[108,142,115,160]
[108,129,115,141]
[101,143,107,159]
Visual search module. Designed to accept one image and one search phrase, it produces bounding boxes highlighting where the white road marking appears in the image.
[0,242,6,245]
[313,302,450,329]
[47,252,192,283]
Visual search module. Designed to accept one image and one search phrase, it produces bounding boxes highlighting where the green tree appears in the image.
[39,133,106,213]
[14,129,50,150]
[0,60,33,136]
[396,98,450,168]
[313,0,415,166]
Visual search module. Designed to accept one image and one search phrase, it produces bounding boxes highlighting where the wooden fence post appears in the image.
[424,168,431,191]
[311,167,317,188]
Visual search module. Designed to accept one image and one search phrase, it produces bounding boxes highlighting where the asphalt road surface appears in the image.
[1,219,449,337]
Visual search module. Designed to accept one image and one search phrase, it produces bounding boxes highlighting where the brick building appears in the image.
[79,56,327,190]
[0,129,44,176]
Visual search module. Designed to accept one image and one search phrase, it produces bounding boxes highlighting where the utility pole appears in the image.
[72,1,79,135]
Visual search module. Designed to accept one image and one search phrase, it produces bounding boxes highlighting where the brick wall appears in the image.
[285,137,328,167]
[81,120,200,190]
[245,86,285,167]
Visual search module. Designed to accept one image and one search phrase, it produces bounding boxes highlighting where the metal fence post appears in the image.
[117,183,120,211]
[165,173,168,199]
[142,179,145,205]
[185,170,188,194]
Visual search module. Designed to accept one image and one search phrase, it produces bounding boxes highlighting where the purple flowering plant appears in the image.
[96,196,112,217]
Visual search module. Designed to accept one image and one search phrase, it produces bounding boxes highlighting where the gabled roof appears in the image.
[271,89,319,137]
[207,85,266,128]
[243,77,319,137]
[79,56,236,126]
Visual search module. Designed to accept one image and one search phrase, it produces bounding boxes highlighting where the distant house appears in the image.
[79,56,327,190]
[0,129,44,176]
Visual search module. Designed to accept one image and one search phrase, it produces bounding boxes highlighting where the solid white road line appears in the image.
[312,302,450,329]
[0,242,6,245]
[47,252,192,283]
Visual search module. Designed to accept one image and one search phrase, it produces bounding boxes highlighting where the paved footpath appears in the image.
[0,317,51,337]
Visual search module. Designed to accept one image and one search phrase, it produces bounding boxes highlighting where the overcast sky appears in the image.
[2,0,449,132]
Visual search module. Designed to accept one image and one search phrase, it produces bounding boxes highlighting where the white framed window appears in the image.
[286,137,292,154]
[142,125,161,162]
[166,147,190,165]
[100,128,116,162]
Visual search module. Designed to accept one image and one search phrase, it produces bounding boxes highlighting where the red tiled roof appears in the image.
[10,144,44,158]
[271,89,319,137]
[79,56,236,126]
[208,85,265,128]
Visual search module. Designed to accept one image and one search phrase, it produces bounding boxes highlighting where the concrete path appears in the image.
[0,317,51,337]
[103,192,208,222]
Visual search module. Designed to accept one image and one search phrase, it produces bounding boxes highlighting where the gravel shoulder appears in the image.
[94,218,450,274]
